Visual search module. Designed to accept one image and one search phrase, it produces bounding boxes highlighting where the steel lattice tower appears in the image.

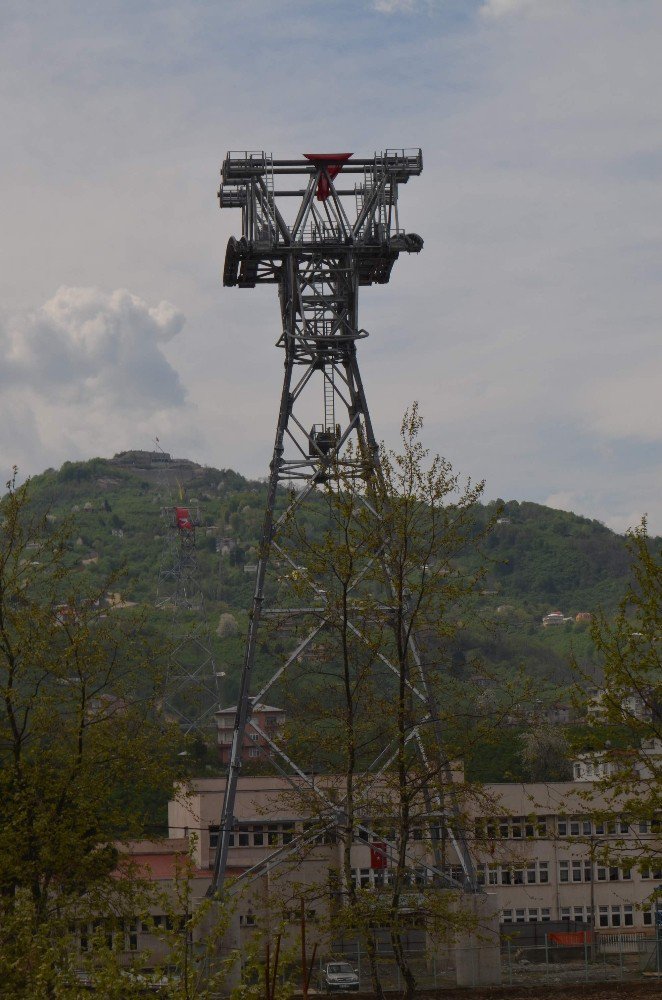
[156,454,221,736]
[211,150,477,896]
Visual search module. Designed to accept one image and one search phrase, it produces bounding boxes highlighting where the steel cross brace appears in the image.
[211,149,476,899]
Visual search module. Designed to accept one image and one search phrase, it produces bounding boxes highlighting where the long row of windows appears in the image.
[504,905,653,928]
[478,862,549,886]
[73,919,140,952]
[351,865,466,889]
[559,861,662,883]
[502,908,551,924]
[475,817,548,840]
[209,822,297,849]
[476,815,660,840]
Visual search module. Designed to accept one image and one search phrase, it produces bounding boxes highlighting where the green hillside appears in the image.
[24,453,642,716]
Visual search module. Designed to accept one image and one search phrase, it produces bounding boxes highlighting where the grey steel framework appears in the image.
[156,456,221,735]
[211,150,476,897]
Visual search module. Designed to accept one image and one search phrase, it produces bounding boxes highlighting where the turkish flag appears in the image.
[370,842,387,870]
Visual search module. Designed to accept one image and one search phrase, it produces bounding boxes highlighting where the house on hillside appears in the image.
[216,704,286,765]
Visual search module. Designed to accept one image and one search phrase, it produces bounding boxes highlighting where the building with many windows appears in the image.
[215,704,286,765]
[168,775,660,936]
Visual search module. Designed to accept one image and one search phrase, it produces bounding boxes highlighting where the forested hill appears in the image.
[23,453,644,701]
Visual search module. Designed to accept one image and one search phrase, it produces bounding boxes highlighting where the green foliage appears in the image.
[18,452,654,777]
[572,520,661,876]
[0,473,182,995]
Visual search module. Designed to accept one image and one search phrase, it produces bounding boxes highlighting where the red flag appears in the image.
[175,507,193,530]
[370,841,387,870]
[303,153,352,201]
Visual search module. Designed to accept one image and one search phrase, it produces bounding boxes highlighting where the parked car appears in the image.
[319,961,360,993]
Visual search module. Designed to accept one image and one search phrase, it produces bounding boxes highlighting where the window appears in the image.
[502,910,513,924]
[240,913,256,927]
[609,867,619,881]
[513,867,525,885]
[570,820,580,836]
[595,822,605,835]
[539,862,549,884]
[253,825,264,846]
[512,818,523,839]
[528,908,539,922]
[611,906,621,927]
[561,907,571,921]
[573,906,585,923]
[515,909,526,924]
[599,906,609,928]
[597,867,607,881]
[638,820,649,834]
[126,921,138,952]
[209,826,219,850]
[624,905,633,927]
[248,733,259,742]
[499,819,509,838]
[541,908,551,922]
[582,820,592,835]
[622,867,632,880]
[238,831,249,847]
[248,747,259,758]
[558,820,568,836]
[559,861,569,883]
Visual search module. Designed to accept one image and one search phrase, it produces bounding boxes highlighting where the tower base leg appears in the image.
[453,893,502,987]
[196,902,242,996]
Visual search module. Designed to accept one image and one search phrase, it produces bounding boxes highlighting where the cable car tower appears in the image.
[211,150,476,896]
[156,456,221,736]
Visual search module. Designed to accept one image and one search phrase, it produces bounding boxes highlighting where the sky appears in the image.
[1,0,661,534]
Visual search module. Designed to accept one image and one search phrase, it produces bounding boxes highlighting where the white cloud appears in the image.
[0,287,192,477]
[4,286,185,408]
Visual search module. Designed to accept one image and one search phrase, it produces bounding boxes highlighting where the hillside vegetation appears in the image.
[22,453,647,780]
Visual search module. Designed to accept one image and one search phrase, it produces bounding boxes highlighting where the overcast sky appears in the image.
[1,0,661,533]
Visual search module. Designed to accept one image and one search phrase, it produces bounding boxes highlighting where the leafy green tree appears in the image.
[573,520,661,879]
[273,407,517,998]
[0,473,179,996]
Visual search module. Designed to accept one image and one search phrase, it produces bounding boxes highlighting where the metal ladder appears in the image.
[323,364,335,433]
